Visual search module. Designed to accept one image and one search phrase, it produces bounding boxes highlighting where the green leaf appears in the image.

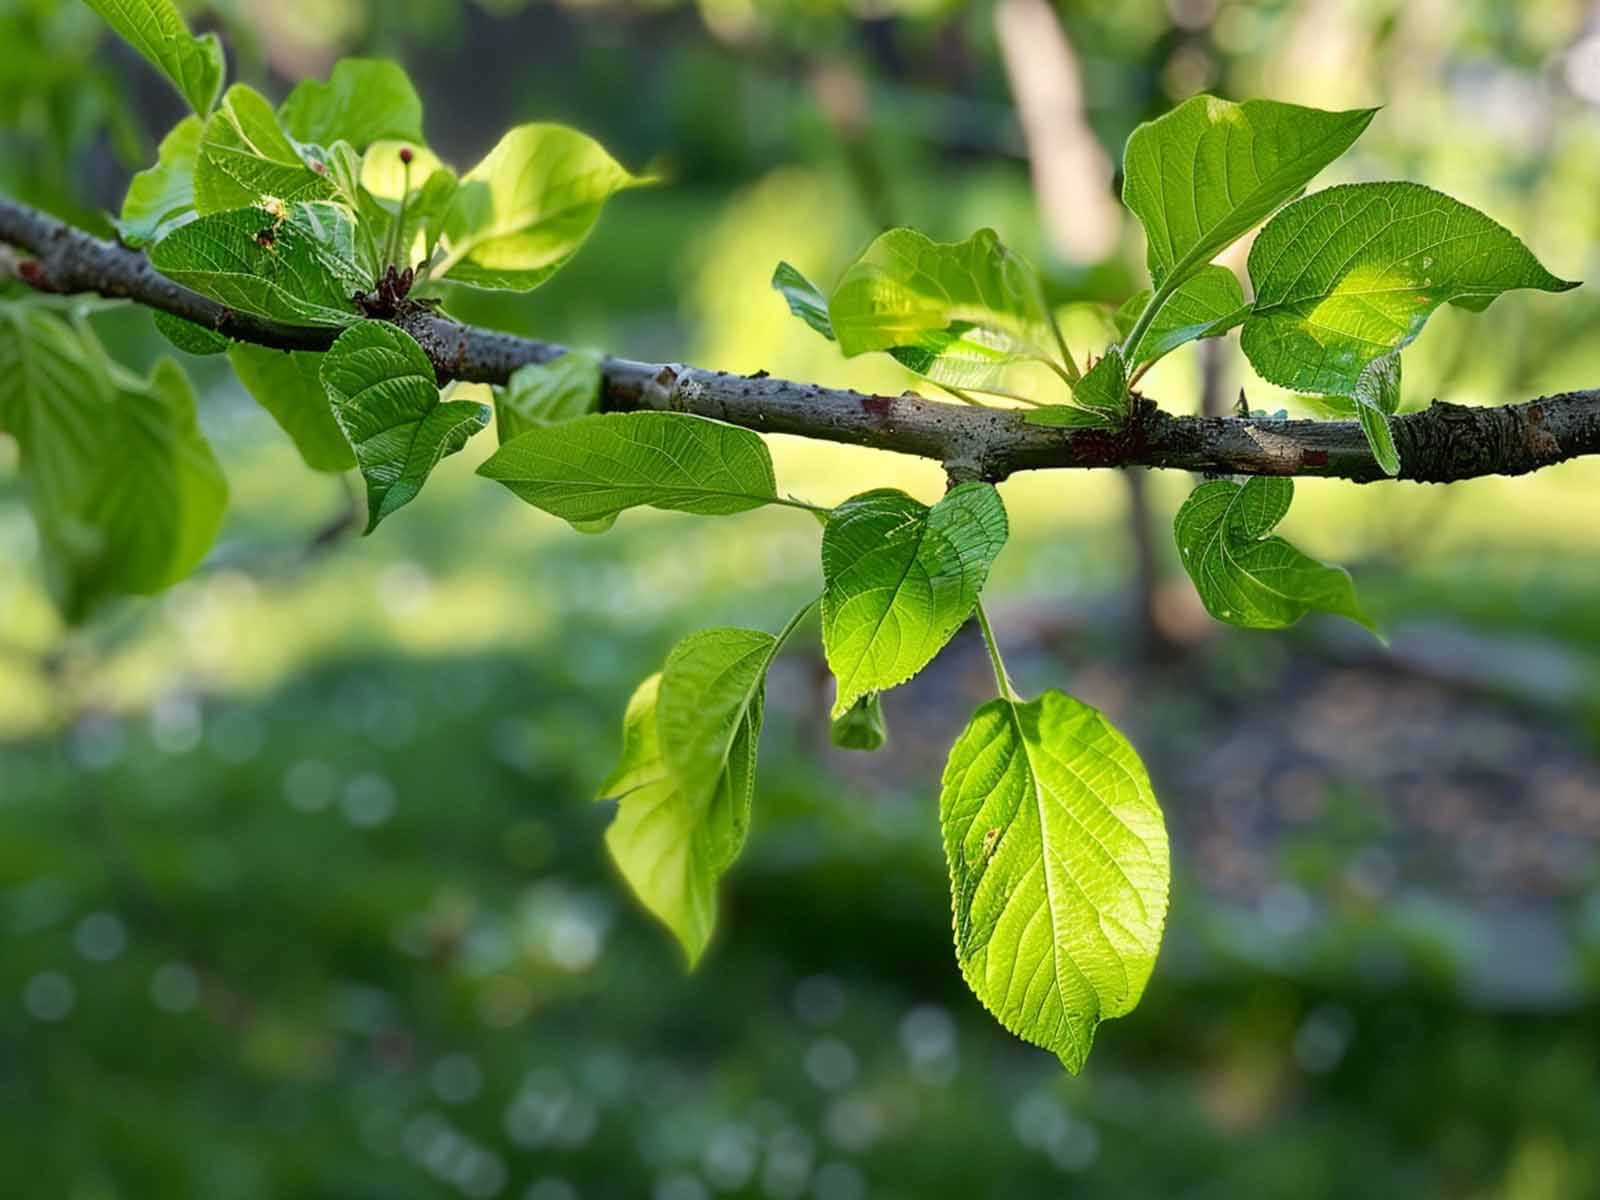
[278,59,424,151]
[154,311,228,356]
[771,261,835,340]
[941,689,1169,1073]
[1174,476,1373,631]
[1023,405,1119,429]
[494,353,602,445]
[319,322,488,532]
[1119,266,1248,368]
[599,626,779,965]
[1347,352,1401,476]
[194,85,336,216]
[821,482,1008,718]
[827,227,1058,392]
[1242,183,1579,395]
[830,693,888,752]
[150,204,363,327]
[84,0,225,116]
[1122,95,1376,288]
[0,303,227,621]
[1071,348,1128,417]
[227,344,356,473]
[438,124,650,291]
[477,411,778,529]
[117,114,203,248]
[358,143,458,271]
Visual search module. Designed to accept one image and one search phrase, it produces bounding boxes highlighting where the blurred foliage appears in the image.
[4,0,1600,1196]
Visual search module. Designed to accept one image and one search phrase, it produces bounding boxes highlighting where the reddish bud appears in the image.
[399,147,415,165]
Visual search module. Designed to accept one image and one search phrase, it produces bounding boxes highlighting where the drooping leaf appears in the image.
[278,59,424,151]
[150,204,364,327]
[941,689,1169,1073]
[830,693,888,752]
[1122,95,1376,288]
[821,482,1008,718]
[84,0,225,116]
[599,625,780,966]
[494,353,602,444]
[1174,475,1373,631]
[1242,183,1578,395]
[228,344,355,473]
[771,261,835,340]
[319,322,488,532]
[1347,352,1401,476]
[438,124,650,291]
[193,85,336,216]
[117,114,203,248]
[1118,266,1248,368]
[0,303,227,621]
[827,227,1059,392]
[154,311,229,356]
[477,411,778,528]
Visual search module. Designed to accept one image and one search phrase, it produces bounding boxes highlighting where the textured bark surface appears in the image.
[5,197,1598,485]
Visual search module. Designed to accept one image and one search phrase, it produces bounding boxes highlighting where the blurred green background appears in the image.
[4,0,1600,1196]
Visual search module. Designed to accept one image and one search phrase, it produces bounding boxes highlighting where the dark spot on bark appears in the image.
[747,369,769,380]
[861,394,894,420]
[1303,450,1328,467]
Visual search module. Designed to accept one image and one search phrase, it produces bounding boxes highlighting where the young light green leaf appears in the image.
[1118,266,1248,368]
[150,204,363,327]
[320,322,488,532]
[1071,348,1128,417]
[598,672,723,964]
[821,482,1008,719]
[1347,352,1401,476]
[437,123,650,291]
[228,344,356,473]
[598,625,780,966]
[1243,183,1578,395]
[1122,95,1376,288]
[827,227,1058,392]
[193,85,336,216]
[830,693,888,752]
[771,261,835,340]
[477,411,778,528]
[117,114,203,248]
[1023,405,1119,429]
[941,688,1169,1073]
[495,353,602,445]
[1174,476,1373,631]
[84,0,225,116]
[278,59,424,151]
[0,303,227,621]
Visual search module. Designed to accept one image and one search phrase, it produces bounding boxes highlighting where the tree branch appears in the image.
[5,196,1598,485]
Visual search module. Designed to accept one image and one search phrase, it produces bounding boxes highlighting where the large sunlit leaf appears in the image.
[494,353,602,444]
[117,114,203,248]
[150,204,364,327]
[941,689,1169,1073]
[1122,95,1376,288]
[228,345,355,473]
[821,482,1008,718]
[438,123,650,291]
[1116,266,1248,368]
[320,322,488,532]
[1242,183,1578,395]
[278,58,424,151]
[0,303,227,621]
[1174,476,1373,631]
[84,0,224,116]
[193,85,336,216]
[599,626,779,965]
[827,227,1058,392]
[477,411,778,529]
